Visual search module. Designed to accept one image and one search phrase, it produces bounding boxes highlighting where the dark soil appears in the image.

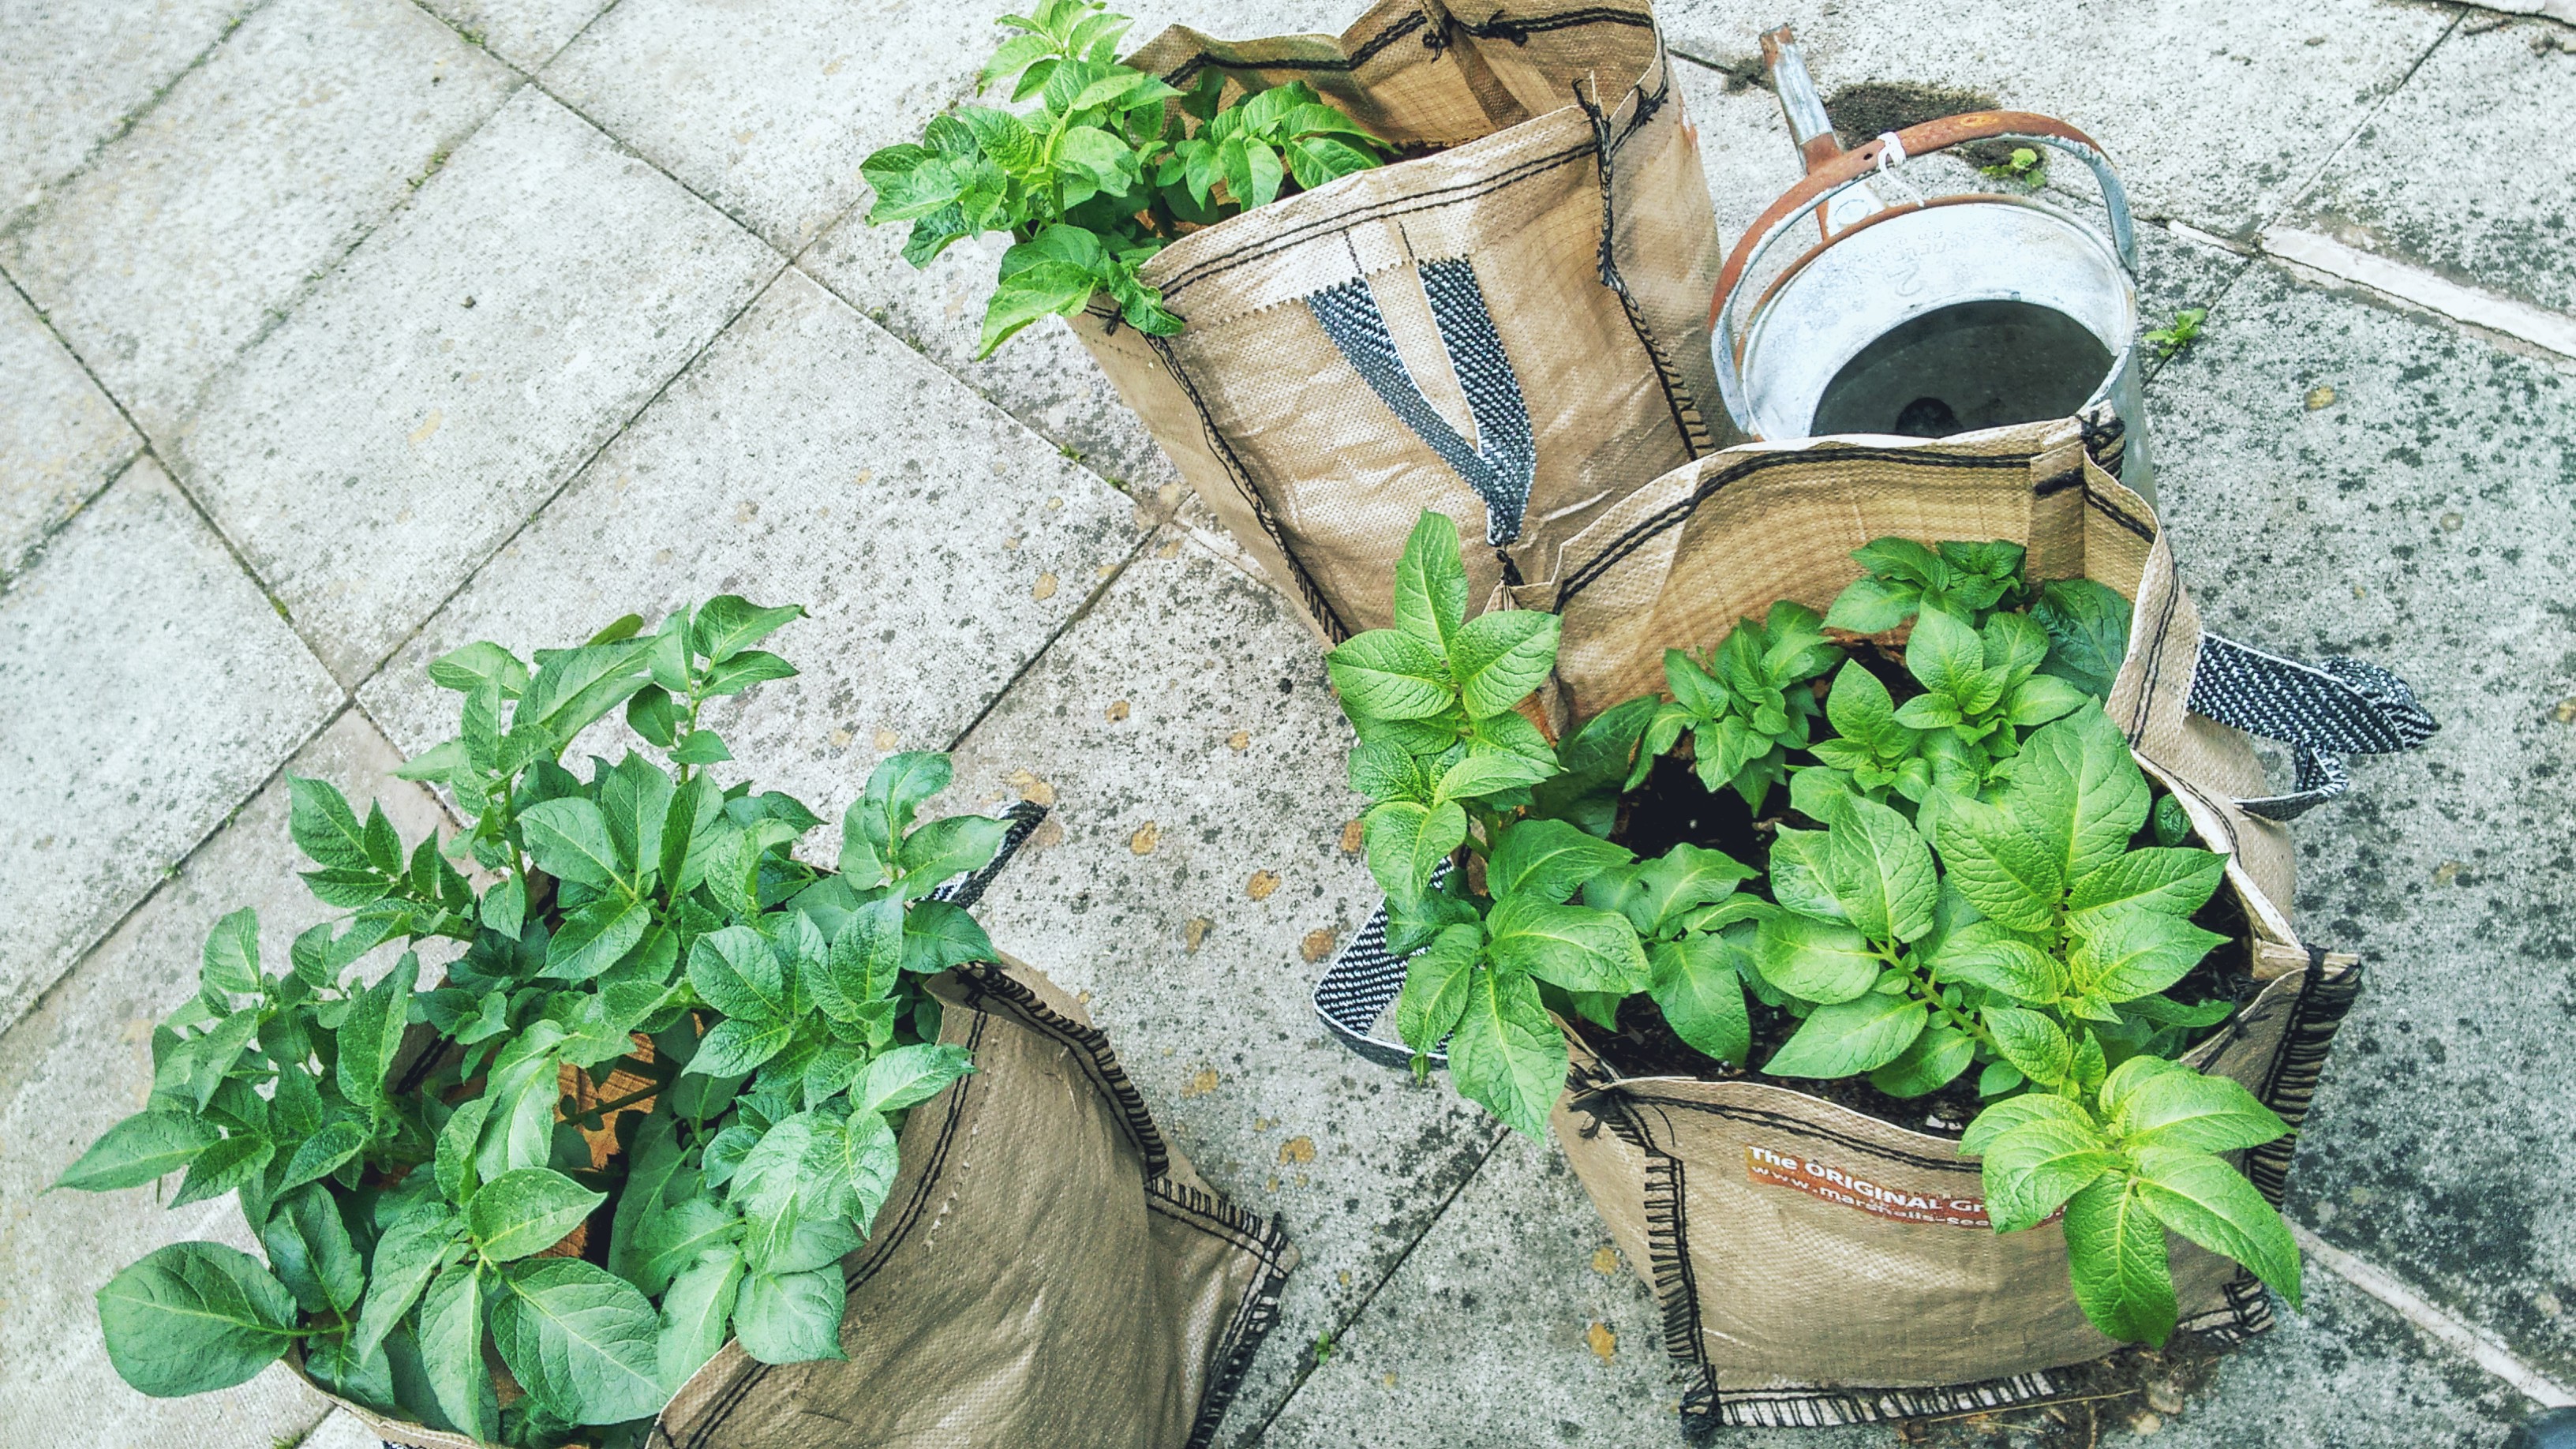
[1822,80,2024,170]
[1889,1335,2228,1446]
[1567,642,2260,1139]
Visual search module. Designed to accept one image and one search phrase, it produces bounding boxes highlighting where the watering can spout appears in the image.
[1760,26,1844,174]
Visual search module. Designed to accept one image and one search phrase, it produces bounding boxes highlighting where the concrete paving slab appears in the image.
[0,459,340,1034]
[537,0,1001,250]
[2281,17,2576,321]
[0,710,441,1449]
[1256,1132,1887,1449]
[177,87,779,685]
[0,0,254,222]
[1658,0,2454,238]
[2147,260,2576,1381]
[934,533,1503,1443]
[416,0,612,72]
[2091,1271,2534,1447]
[1,0,517,441]
[0,282,139,579]
[356,264,1148,814]
[298,1408,391,1449]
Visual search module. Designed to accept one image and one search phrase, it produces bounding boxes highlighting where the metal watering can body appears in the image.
[1709,28,2156,505]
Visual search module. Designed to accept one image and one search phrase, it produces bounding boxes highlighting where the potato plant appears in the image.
[54,603,1004,1447]
[1329,511,2299,1345]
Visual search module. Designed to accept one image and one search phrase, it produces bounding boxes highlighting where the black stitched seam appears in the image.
[2127,559,2185,744]
[1584,1091,1974,1170]
[2032,468,2085,497]
[1577,66,1710,459]
[1157,1179,1297,1449]
[2248,949,2363,1206]
[2083,482,2155,541]
[1155,145,1596,297]
[956,962,1173,1180]
[1157,9,1428,88]
[1458,6,1657,40]
[1552,447,2035,608]
[1709,1370,2071,1428]
[1142,331,1353,642]
[2136,752,2242,856]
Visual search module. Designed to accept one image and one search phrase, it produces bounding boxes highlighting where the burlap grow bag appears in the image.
[1314,418,2433,1428]
[1073,0,1728,643]
[316,815,1295,1449]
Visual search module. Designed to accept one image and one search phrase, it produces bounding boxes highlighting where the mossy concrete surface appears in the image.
[0,1,2566,1445]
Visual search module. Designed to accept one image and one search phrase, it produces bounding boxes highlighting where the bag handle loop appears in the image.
[2189,634,2437,820]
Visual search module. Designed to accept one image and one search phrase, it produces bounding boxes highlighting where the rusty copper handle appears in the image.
[1709,109,2116,335]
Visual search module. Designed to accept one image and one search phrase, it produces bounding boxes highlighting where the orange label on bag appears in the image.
[1743,1144,1995,1228]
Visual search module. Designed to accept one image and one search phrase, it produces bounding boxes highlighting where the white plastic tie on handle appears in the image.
[1872,129,1926,207]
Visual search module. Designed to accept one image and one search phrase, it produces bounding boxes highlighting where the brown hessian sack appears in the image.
[313,808,1297,1449]
[1074,0,1732,644]
[1311,421,2436,1429]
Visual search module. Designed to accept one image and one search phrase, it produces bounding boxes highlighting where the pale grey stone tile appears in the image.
[0,710,442,1449]
[0,459,339,1033]
[2148,262,2576,1381]
[537,0,1001,250]
[0,0,256,221]
[176,87,779,685]
[933,534,1503,1441]
[294,1408,393,1449]
[1657,0,2454,238]
[2281,18,2576,320]
[1256,1131,1883,1449]
[417,0,614,72]
[2,0,518,441]
[356,264,1151,822]
[0,282,139,578]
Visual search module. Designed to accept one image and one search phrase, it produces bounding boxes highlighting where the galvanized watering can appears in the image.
[1710,28,2157,504]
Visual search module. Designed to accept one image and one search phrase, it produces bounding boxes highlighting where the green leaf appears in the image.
[1926,920,2059,1002]
[1608,842,1754,937]
[1648,933,1751,1065]
[2069,848,2227,919]
[428,639,530,697]
[2132,1146,2301,1305]
[689,926,784,1022]
[859,752,951,855]
[167,1131,271,1211]
[2114,1070,2289,1154]
[1395,923,1481,1052]
[2034,578,2132,699]
[274,1118,370,1196]
[1765,828,1848,923]
[545,897,650,983]
[492,1257,669,1425]
[1823,574,1919,633]
[633,1196,739,1301]
[260,1183,363,1315]
[1391,510,1468,657]
[1983,1006,2075,1086]
[1432,750,1554,804]
[851,1042,974,1114]
[2005,673,2091,727]
[1934,794,2065,932]
[818,898,904,1020]
[657,1246,744,1392]
[470,1168,607,1261]
[53,1110,219,1191]
[288,777,372,870]
[1905,608,1986,703]
[699,650,797,698]
[336,953,419,1119]
[1491,820,1634,908]
[2153,793,2192,848]
[1484,895,1647,994]
[519,641,653,743]
[200,908,262,998]
[1446,968,1565,1137]
[1754,914,1880,1004]
[1450,610,1560,718]
[353,1209,460,1360]
[417,1260,498,1441]
[1361,799,1466,900]
[600,754,676,885]
[1327,629,1455,721]
[898,814,1006,896]
[2062,1174,2177,1345]
[691,1017,794,1077]
[2069,904,2226,1002]
[1981,1117,2117,1232]
[734,1267,848,1365]
[688,596,805,664]
[474,1036,565,1181]
[1825,795,1939,944]
[95,1242,298,1398]
[1867,1023,1976,1098]
[521,797,623,889]
[1762,991,1927,1077]
[2007,705,2150,888]
[1960,1091,2096,1156]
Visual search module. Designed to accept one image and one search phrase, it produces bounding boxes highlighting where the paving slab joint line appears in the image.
[2290,1222,2576,1408]
[1239,1125,1509,1446]
[2255,228,2576,361]
[938,518,1174,755]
